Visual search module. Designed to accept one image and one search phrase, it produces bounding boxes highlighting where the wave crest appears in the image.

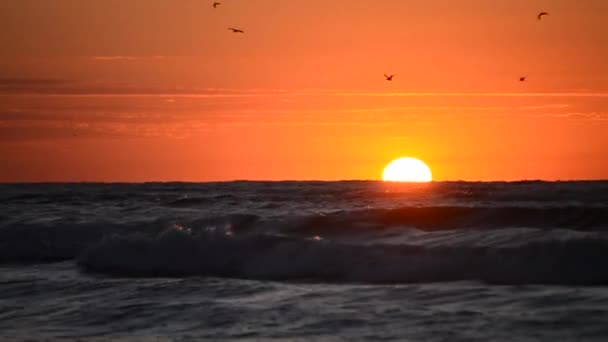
[78,227,608,285]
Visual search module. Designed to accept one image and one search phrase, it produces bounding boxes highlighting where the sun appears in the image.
[382,157,432,182]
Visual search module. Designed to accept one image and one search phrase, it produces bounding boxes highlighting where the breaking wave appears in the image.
[1,205,608,265]
[77,227,608,285]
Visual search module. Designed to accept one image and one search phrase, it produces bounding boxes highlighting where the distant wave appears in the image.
[281,206,608,235]
[3,181,608,207]
[78,227,608,285]
[1,206,608,265]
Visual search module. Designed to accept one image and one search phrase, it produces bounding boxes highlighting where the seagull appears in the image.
[519,76,526,82]
[537,12,549,20]
[384,74,395,81]
[228,28,245,33]
[213,2,221,8]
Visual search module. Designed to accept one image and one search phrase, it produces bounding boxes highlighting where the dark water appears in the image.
[1,181,608,340]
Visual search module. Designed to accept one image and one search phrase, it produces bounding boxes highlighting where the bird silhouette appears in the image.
[537,12,549,20]
[384,74,395,81]
[519,76,526,82]
[213,2,221,8]
[228,28,245,33]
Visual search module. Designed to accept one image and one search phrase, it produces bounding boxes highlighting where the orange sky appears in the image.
[1,0,607,182]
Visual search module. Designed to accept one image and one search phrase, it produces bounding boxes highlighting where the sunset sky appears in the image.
[1,0,607,182]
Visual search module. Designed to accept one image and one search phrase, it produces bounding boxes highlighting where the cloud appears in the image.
[0,118,210,142]
[214,120,404,128]
[522,112,608,120]
[92,56,166,61]
[0,77,73,93]
[1,86,606,143]
[1,78,606,99]
[0,78,71,86]
[330,92,608,98]
[0,80,291,96]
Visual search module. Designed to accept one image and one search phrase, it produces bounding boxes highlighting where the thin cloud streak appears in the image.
[331,92,608,98]
[2,81,608,98]
[92,56,167,61]
[522,112,608,120]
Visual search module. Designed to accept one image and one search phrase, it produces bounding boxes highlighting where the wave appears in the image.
[1,206,608,264]
[280,206,608,235]
[0,214,259,263]
[78,228,608,285]
[4,181,608,206]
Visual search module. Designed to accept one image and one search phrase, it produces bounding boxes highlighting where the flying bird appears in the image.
[384,74,395,81]
[213,2,221,8]
[228,28,245,33]
[519,76,526,82]
[537,12,549,20]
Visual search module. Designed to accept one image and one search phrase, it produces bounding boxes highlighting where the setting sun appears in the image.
[382,157,433,182]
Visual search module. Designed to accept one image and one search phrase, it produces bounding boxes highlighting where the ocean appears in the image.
[1,181,608,341]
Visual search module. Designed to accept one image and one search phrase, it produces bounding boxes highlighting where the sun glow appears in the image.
[382,157,432,182]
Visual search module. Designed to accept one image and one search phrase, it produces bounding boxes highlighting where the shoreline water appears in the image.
[2,181,608,340]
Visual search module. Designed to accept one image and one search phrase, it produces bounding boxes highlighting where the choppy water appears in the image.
[1,181,608,340]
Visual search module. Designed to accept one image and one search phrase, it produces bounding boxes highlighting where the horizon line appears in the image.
[2,179,607,185]
[2,91,608,98]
